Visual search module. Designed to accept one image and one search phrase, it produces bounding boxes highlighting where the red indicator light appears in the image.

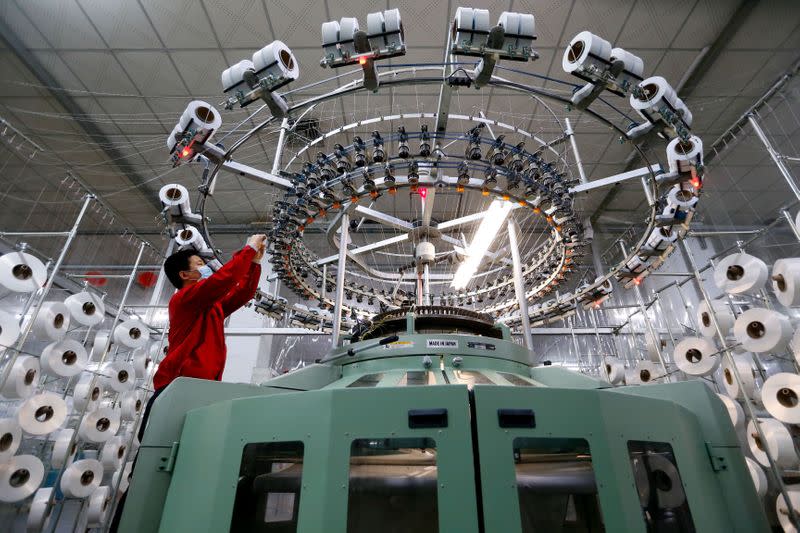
[358,56,367,65]
[419,187,428,199]
[181,147,191,158]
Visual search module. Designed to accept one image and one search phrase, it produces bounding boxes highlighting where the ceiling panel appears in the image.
[516,0,573,50]
[615,0,698,49]
[203,0,272,49]
[672,0,739,49]
[559,0,632,47]
[29,51,86,92]
[77,0,162,49]
[138,0,218,49]
[115,51,188,96]
[59,50,140,94]
[171,49,228,98]
[264,0,328,45]
[0,1,49,49]
[726,0,800,50]
[16,0,105,49]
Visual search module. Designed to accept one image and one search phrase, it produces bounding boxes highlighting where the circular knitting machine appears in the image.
[120,8,774,533]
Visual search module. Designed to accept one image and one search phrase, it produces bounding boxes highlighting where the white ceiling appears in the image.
[0,0,798,258]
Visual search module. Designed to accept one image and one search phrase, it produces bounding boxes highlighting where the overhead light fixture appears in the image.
[451,200,514,289]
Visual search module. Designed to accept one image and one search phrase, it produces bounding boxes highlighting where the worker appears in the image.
[110,234,265,531]
[153,234,265,391]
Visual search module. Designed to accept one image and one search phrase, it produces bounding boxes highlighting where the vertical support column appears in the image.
[782,209,800,242]
[271,117,290,175]
[0,194,93,392]
[681,240,800,529]
[749,114,800,201]
[143,239,174,326]
[321,264,327,304]
[565,117,588,185]
[507,220,533,352]
[618,240,671,381]
[423,263,431,306]
[332,213,349,347]
[589,308,612,382]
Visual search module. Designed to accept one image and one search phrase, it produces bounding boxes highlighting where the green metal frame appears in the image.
[156,386,479,532]
[473,383,768,532]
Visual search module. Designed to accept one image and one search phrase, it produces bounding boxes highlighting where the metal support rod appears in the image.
[565,118,588,185]
[144,239,174,326]
[653,292,678,348]
[423,263,431,306]
[568,315,583,371]
[507,220,533,352]
[321,264,327,304]
[618,240,671,381]
[688,230,762,237]
[0,231,71,237]
[640,175,654,206]
[67,274,137,279]
[591,241,605,277]
[589,308,612,382]
[0,195,93,393]
[49,241,146,524]
[332,213,349,347]
[271,117,289,175]
[782,209,800,242]
[749,114,800,201]
[680,239,800,529]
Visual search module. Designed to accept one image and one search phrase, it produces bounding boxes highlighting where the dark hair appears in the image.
[164,249,198,289]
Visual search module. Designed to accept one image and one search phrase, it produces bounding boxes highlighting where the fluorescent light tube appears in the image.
[451,200,514,289]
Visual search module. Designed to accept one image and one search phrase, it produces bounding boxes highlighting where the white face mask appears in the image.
[185,264,213,281]
[197,265,213,279]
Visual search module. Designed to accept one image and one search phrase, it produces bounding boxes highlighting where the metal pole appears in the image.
[589,308,612,382]
[568,315,583,371]
[782,209,800,242]
[680,240,800,529]
[332,213,349,347]
[0,195,93,392]
[507,220,533,351]
[618,240,671,381]
[0,231,71,237]
[321,264,327,304]
[271,117,289,174]
[748,114,800,202]
[423,263,431,306]
[640,175,654,206]
[47,241,147,525]
[565,117,588,185]
[653,292,678,349]
[144,240,174,324]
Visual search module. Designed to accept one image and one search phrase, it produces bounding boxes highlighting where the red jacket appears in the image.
[153,246,261,390]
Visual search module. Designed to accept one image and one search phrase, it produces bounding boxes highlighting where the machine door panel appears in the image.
[159,385,480,533]
[472,386,736,533]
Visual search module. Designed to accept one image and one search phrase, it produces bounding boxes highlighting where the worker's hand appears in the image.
[247,234,267,263]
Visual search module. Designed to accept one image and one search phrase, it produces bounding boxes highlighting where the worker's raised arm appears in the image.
[220,260,262,317]
[179,235,265,309]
